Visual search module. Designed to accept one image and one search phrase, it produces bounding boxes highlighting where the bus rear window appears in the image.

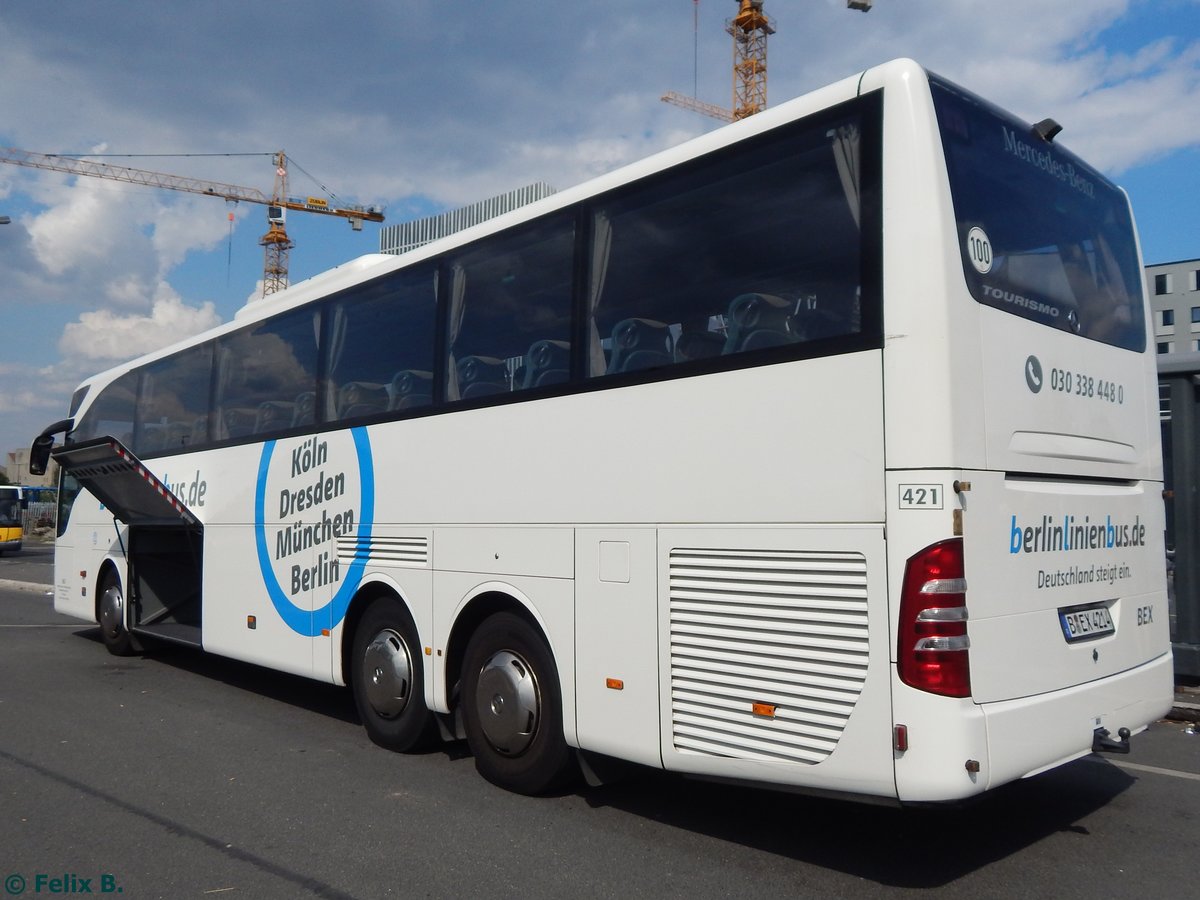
[930,76,1145,352]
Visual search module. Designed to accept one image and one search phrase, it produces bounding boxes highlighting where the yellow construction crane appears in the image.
[662,1,873,122]
[0,147,384,297]
[728,0,774,120]
[662,1,773,122]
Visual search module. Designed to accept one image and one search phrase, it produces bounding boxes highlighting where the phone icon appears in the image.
[1025,355,1043,393]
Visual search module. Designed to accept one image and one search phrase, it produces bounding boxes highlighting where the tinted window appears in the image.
[57,471,80,537]
[72,370,139,446]
[68,386,88,416]
[931,76,1145,352]
[587,104,876,377]
[135,342,214,455]
[215,309,320,439]
[328,264,438,421]
[0,491,18,527]
[446,216,575,399]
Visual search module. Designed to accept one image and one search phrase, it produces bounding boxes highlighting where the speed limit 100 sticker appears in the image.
[966,226,993,274]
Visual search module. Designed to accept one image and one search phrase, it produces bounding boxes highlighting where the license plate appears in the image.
[1058,604,1115,643]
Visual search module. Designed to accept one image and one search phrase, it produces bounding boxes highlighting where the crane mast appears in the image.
[261,152,295,297]
[662,2,873,123]
[661,1,773,123]
[0,147,383,297]
[728,0,774,120]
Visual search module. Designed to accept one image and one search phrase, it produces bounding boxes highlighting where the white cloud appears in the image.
[25,176,135,278]
[0,386,60,415]
[245,280,266,306]
[817,0,1200,175]
[20,170,243,309]
[2,0,1199,458]
[58,294,221,362]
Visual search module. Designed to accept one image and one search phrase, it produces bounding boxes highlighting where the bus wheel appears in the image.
[98,571,136,657]
[351,598,436,752]
[461,612,575,795]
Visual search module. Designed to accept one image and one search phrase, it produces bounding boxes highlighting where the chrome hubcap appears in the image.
[475,650,540,756]
[362,628,412,719]
[100,585,124,641]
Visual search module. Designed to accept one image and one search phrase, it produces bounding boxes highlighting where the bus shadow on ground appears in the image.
[76,627,361,727]
[72,625,1135,888]
[74,625,472,759]
[580,756,1135,889]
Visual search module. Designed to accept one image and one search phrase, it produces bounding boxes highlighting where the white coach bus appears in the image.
[31,59,1172,803]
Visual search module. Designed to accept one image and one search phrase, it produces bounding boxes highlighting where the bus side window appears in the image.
[337,382,390,419]
[586,108,866,377]
[608,319,673,374]
[722,293,794,354]
[389,371,433,411]
[135,342,214,453]
[521,339,570,389]
[444,215,574,401]
[327,264,437,422]
[214,310,318,441]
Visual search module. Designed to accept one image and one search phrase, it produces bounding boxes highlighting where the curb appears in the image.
[0,579,53,594]
[1169,699,1200,724]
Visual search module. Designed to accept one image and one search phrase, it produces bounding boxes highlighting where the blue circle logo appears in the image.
[254,427,374,636]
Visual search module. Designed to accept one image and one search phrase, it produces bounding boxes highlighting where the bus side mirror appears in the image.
[28,418,73,477]
[28,434,54,477]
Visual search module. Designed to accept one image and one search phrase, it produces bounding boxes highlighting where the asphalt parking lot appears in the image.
[2,548,1198,899]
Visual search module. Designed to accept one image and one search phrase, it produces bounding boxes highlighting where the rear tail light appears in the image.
[898,539,971,698]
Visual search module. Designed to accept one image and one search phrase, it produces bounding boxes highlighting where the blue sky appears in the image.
[1,0,1199,466]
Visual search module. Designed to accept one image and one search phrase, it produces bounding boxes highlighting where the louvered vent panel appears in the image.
[337,535,429,567]
[669,547,869,765]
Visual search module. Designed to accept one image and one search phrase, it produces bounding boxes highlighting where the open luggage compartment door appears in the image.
[52,437,199,527]
[53,437,204,646]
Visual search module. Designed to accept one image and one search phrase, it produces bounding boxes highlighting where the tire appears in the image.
[461,611,575,795]
[351,597,436,752]
[98,570,137,657]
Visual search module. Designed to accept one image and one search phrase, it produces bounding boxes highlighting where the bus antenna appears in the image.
[1033,118,1063,142]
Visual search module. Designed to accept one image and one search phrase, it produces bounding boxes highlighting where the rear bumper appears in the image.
[0,538,21,552]
[980,650,1175,789]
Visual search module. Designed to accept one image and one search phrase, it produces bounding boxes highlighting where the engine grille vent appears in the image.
[669,547,869,765]
[337,535,429,568]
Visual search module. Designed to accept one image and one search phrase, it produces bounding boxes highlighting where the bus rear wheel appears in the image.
[98,570,136,657]
[351,598,436,752]
[461,612,575,795]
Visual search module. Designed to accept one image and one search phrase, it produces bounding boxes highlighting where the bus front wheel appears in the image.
[351,598,436,752]
[98,571,136,657]
[461,612,575,795]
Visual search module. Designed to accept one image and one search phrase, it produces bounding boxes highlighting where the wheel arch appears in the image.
[339,576,420,688]
[443,588,549,714]
[94,556,125,624]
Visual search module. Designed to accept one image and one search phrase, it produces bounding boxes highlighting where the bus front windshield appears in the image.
[930,75,1146,352]
[0,492,20,527]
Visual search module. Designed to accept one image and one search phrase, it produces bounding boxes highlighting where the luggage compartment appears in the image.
[128,524,203,646]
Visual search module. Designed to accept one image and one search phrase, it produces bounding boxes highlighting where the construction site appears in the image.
[0,2,871,301]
